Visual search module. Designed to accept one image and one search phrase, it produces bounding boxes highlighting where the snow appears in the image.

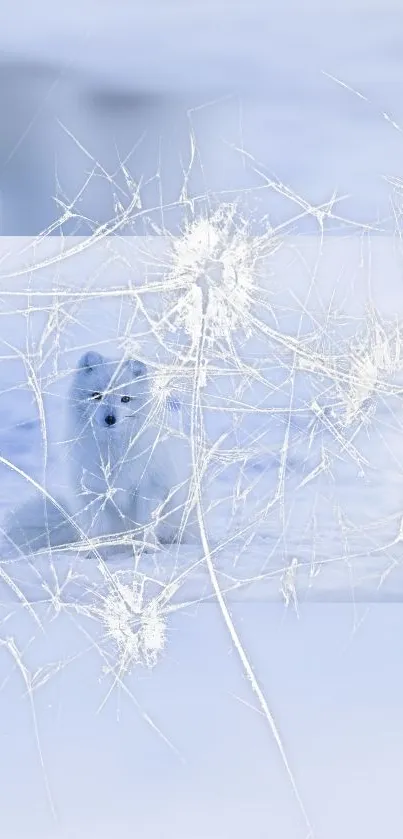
[0,230,402,836]
[2,601,403,838]
[0,3,402,834]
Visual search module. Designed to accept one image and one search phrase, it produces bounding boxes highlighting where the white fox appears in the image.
[65,350,198,551]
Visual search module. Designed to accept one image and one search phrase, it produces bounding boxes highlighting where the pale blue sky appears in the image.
[0,1,402,233]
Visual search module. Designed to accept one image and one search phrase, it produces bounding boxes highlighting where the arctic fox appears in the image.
[65,350,198,551]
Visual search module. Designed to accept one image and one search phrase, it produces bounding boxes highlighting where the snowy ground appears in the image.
[0,231,402,836]
[2,601,403,839]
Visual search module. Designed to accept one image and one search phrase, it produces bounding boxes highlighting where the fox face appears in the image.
[71,351,150,429]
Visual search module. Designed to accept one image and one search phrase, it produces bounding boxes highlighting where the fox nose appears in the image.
[104,414,116,426]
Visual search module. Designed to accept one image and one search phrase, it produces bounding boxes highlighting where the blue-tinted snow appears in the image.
[0,7,402,838]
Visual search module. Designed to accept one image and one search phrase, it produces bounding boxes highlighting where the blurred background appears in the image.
[1,0,403,234]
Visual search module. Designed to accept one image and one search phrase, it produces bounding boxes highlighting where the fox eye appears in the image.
[121,395,131,403]
[91,392,102,401]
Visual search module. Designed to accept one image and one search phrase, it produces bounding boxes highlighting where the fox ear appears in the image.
[77,351,104,372]
[125,359,148,379]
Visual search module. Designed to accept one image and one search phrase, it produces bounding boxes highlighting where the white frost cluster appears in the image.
[340,309,402,426]
[100,575,166,671]
[165,204,278,342]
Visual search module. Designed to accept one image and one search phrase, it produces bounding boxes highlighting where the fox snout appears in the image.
[91,406,119,428]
